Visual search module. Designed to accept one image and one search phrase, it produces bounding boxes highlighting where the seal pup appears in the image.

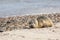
[28,16,53,28]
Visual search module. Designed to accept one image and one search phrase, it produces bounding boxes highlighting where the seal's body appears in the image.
[37,16,53,28]
[28,16,53,28]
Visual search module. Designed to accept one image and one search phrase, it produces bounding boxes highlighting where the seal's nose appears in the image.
[0,30,3,32]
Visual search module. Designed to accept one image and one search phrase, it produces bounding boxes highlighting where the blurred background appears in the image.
[0,0,60,17]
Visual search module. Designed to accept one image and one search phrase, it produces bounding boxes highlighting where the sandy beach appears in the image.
[0,13,60,40]
[0,22,60,40]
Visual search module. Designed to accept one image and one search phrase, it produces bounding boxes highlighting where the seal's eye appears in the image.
[29,21,32,24]
[7,21,11,23]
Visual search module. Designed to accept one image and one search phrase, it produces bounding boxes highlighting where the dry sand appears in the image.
[0,13,60,40]
[0,23,60,40]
